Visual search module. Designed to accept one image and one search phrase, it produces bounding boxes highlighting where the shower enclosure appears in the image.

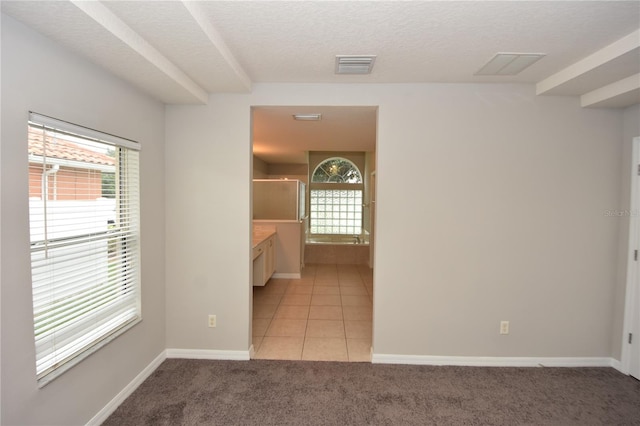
[253,179,305,221]
[253,179,306,277]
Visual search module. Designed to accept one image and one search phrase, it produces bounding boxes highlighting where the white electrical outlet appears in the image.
[208,315,216,328]
[500,320,509,335]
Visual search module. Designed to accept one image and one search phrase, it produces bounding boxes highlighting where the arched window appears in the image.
[311,157,362,183]
[310,157,363,235]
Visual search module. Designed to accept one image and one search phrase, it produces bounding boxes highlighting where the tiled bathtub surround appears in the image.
[252,263,373,362]
[304,244,370,265]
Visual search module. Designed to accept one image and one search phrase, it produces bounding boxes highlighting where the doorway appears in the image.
[250,106,377,361]
[623,136,640,379]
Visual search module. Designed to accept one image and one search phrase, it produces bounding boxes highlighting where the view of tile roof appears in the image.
[28,126,115,166]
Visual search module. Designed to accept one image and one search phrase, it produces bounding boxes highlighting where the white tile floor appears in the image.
[252,263,373,362]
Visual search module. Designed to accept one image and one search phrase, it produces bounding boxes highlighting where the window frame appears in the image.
[27,112,142,386]
[309,157,364,236]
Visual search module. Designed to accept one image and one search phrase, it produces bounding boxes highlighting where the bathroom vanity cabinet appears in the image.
[253,231,276,286]
[253,220,305,279]
[253,179,306,279]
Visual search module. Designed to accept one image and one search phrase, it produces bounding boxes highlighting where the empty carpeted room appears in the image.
[2,1,640,425]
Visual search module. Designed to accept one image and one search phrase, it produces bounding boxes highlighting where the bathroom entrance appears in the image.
[250,105,377,361]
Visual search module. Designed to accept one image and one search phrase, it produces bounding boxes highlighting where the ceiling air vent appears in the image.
[335,55,377,75]
[475,52,545,76]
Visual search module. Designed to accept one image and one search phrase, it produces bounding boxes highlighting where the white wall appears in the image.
[1,15,166,425]
[374,85,620,358]
[165,94,252,350]
[165,83,624,360]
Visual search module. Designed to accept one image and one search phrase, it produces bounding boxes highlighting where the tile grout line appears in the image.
[254,264,372,362]
[299,274,315,361]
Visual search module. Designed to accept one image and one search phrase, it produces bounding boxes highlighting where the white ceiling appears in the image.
[3,1,639,163]
[253,106,377,164]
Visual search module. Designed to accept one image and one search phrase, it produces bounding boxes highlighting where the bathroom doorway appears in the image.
[250,105,377,361]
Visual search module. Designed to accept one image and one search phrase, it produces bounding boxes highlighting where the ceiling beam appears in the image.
[181,1,252,92]
[536,29,640,96]
[581,73,640,108]
[70,0,209,104]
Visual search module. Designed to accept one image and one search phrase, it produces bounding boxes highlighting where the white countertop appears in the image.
[252,225,276,248]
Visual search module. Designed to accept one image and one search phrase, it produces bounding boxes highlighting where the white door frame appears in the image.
[369,171,376,269]
[621,136,640,375]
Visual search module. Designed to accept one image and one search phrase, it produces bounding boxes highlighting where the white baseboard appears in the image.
[272,272,301,279]
[371,354,617,368]
[610,358,624,373]
[86,350,167,426]
[85,349,621,426]
[166,348,250,360]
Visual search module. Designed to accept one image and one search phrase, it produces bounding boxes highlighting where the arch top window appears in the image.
[311,158,362,183]
[310,157,363,235]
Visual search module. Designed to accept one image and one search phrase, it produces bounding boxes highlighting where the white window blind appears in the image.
[27,112,141,385]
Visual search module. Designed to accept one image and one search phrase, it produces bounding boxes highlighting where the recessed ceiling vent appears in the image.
[475,52,546,76]
[335,55,377,75]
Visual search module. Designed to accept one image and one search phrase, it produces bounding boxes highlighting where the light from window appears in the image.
[310,157,363,235]
[311,157,362,183]
[310,189,362,234]
[27,113,141,385]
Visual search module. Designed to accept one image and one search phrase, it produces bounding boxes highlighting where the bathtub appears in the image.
[304,232,370,265]
[306,232,369,245]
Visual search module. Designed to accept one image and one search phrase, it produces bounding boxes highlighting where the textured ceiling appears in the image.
[2,1,639,163]
[202,1,639,84]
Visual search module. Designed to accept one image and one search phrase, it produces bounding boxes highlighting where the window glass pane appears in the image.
[311,158,362,183]
[310,187,362,235]
[28,119,140,384]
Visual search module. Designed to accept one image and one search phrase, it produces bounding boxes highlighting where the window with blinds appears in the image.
[27,112,141,385]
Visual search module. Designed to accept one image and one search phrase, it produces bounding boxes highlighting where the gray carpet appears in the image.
[103,359,640,425]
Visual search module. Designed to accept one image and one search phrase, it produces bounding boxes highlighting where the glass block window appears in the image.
[310,158,363,235]
[310,189,362,234]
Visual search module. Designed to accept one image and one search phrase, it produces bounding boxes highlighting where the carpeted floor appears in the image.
[103,359,640,426]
